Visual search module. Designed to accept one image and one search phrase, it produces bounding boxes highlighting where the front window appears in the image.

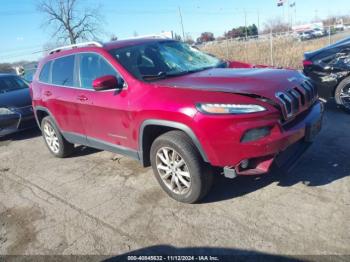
[0,75,29,93]
[78,53,124,89]
[109,41,226,81]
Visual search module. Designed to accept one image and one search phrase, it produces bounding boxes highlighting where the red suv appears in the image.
[31,39,323,203]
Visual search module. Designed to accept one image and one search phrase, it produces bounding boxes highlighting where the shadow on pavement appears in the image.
[104,245,302,262]
[0,127,41,143]
[70,145,102,158]
[202,100,350,203]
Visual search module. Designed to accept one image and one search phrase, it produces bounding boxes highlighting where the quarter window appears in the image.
[78,53,123,89]
[52,55,75,86]
[39,61,51,83]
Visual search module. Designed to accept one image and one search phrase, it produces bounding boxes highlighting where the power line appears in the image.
[0,45,43,55]
[178,7,185,40]
[0,10,36,16]
[0,50,44,60]
[0,8,279,17]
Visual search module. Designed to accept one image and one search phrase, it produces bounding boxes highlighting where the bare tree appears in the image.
[263,18,289,34]
[110,34,118,41]
[37,0,102,44]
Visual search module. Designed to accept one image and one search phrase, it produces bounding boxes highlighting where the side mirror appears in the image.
[92,75,118,91]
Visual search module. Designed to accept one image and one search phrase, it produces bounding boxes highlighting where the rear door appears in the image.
[75,52,131,148]
[45,55,86,138]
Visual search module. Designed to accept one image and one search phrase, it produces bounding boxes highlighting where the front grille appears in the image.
[276,80,317,120]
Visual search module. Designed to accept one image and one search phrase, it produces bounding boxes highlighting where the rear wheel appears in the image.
[150,130,213,204]
[41,116,74,157]
[335,77,350,113]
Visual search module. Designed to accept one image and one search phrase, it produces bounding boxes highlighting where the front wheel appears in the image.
[150,131,213,204]
[335,77,350,113]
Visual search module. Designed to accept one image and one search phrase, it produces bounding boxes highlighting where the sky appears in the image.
[0,0,348,62]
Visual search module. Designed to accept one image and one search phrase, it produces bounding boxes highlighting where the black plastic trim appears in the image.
[88,136,139,160]
[139,119,209,164]
[62,131,140,161]
[61,131,87,145]
[33,106,59,129]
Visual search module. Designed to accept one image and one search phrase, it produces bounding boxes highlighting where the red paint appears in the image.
[228,60,270,69]
[31,39,323,174]
[303,60,313,67]
[92,75,118,91]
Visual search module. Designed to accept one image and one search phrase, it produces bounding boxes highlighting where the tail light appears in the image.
[303,60,313,67]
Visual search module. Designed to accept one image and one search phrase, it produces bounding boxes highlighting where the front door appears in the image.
[75,52,131,149]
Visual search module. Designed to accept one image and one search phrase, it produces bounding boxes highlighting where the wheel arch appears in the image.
[333,74,350,97]
[334,74,350,104]
[34,106,60,130]
[139,120,209,167]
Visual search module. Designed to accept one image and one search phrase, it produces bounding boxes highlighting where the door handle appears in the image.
[77,95,88,101]
[44,90,52,96]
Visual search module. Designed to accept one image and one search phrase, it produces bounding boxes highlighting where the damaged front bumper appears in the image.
[223,101,324,178]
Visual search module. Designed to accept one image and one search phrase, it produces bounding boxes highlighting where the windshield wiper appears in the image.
[216,60,229,68]
[166,67,214,77]
[142,64,227,81]
[142,70,197,80]
[142,72,167,81]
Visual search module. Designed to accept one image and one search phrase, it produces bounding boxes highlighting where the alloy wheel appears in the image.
[340,84,350,110]
[155,147,191,195]
[43,122,60,154]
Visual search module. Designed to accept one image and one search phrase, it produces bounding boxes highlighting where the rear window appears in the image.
[39,61,51,83]
[0,76,28,93]
[52,55,75,86]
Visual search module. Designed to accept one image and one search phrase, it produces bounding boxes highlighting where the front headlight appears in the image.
[0,107,15,115]
[197,103,266,114]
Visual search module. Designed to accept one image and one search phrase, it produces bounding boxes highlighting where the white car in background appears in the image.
[335,24,345,31]
[312,28,324,37]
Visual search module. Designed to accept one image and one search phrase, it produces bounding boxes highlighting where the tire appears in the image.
[150,130,213,204]
[41,116,74,158]
[335,77,350,113]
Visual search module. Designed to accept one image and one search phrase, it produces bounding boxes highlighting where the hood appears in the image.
[0,88,32,108]
[154,68,307,101]
[304,37,350,60]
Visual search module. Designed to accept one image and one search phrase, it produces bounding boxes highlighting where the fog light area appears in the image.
[241,127,271,142]
[240,159,249,169]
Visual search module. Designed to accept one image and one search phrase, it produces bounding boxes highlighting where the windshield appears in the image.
[0,75,29,93]
[109,41,226,81]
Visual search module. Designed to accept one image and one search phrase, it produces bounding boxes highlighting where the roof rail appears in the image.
[49,41,103,55]
[119,33,173,41]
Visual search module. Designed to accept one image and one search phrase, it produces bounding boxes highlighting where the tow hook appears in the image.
[318,97,327,104]
[223,166,237,179]
[318,98,326,112]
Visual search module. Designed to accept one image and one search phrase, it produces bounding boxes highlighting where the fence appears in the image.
[200,25,350,69]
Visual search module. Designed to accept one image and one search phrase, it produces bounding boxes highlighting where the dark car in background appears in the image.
[0,74,36,137]
[303,37,350,112]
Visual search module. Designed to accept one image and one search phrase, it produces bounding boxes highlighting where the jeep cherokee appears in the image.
[30,38,323,203]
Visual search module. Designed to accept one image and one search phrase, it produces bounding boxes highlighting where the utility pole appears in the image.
[178,6,185,41]
[257,9,260,34]
[244,9,247,39]
[294,2,297,25]
[287,0,290,31]
[314,9,318,21]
